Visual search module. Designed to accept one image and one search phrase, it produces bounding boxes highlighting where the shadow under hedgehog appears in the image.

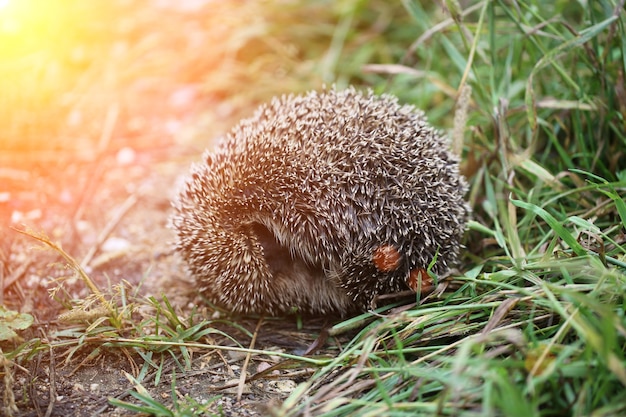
[171,87,469,317]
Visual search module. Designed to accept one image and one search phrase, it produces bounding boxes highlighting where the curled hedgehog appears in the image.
[172,87,469,316]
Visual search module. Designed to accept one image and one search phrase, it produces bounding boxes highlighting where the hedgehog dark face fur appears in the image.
[172,87,469,316]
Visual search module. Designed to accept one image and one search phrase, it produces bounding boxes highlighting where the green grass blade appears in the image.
[510,199,587,256]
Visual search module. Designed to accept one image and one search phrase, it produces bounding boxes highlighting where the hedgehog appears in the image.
[172,87,469,317]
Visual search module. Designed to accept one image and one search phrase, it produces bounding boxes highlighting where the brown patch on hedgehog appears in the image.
[171,87,469,316]
[372,244,402,272]
[407,268,433,292]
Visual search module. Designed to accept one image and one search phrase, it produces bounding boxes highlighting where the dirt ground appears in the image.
[0,2,349,415]
[0,114,345,416]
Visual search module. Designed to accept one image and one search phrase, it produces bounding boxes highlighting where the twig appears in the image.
[80,193,138,270]
[1,348,18,417]
[2,259,31,293]
[44,342,56,417]
[237,317,263,401]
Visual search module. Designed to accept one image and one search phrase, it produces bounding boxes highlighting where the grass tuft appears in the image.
[272,0,626,415]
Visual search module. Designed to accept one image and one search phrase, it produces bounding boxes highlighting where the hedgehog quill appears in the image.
[172,87,469,316]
